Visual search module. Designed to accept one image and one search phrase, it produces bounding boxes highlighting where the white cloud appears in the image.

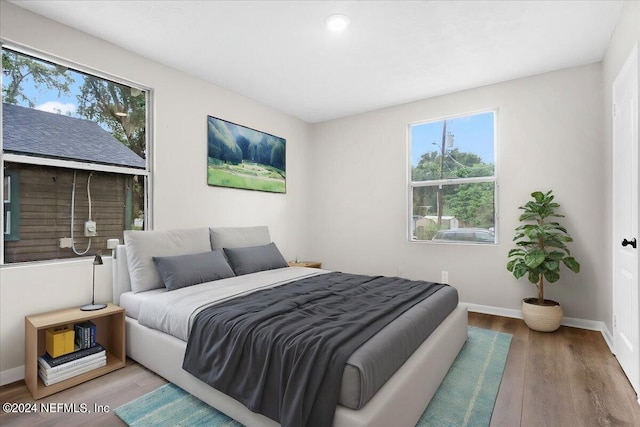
[35,101,77,116]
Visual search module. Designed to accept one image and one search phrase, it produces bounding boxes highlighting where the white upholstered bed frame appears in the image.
[113,244,468,427]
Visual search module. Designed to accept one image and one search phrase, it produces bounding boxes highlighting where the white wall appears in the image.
[309,63,605,322]
[1,0,634,384]
[0,1,313,381]
[601,0,640,334]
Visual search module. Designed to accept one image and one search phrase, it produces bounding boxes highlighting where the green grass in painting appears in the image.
[208,162,285,193]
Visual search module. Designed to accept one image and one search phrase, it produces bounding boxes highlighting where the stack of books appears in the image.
[74,321,97,349]
[38,320,105,386]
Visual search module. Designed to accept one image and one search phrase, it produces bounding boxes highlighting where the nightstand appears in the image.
[288,261,322,269]
[24,303,126,399]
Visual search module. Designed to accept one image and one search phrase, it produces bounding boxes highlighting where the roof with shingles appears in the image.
[2,103,146,169]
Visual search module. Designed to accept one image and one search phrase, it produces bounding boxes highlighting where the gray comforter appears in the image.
[182,272,448,427]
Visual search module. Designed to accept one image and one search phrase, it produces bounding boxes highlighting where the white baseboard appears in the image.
[0,365,24,387]
[463,302,615,353]
[463,302,523,320]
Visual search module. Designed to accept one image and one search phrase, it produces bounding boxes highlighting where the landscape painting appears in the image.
[207,116,286,193]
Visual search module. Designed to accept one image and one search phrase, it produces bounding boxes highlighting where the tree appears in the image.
[207,118,242,164]
[236,135,251,160]
[412,148,488,182]
[257,135,271,165]
[412,147,495,230]
[76,76,146,158]
[270,140,285,171]
[446,182,494,227]
[2,50,74,107]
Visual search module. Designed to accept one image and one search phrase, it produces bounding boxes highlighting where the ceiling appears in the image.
[8,1,624,123]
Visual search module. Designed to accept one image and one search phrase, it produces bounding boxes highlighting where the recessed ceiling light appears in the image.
[324,14,350,33]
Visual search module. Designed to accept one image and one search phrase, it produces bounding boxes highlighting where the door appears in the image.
[613,43,639,396]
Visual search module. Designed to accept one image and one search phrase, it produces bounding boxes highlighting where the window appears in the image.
[409,110,496,244]
[1,47,150,263]
[3,169,19,241]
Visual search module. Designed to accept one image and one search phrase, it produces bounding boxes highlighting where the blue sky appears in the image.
[2,48,86,116]
[12,71,84,117]
[410,111,495,166]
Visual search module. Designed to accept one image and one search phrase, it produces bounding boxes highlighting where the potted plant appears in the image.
[506,190,580,332]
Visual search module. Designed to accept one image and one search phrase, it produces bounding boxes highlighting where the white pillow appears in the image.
[124,228,212,293]
[209,226,271,250]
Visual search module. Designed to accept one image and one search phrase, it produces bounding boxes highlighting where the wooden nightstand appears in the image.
[24,303,126,399]
[288,261,322,269]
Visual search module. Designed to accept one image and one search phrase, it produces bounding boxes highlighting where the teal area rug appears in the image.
[115,326,511,427]
[418,326,512,426]
[115,382,242,427]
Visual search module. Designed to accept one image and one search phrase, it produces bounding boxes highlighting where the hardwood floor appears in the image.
[1,313,639,426]
[0,359,166,427]
[471,312,640,427]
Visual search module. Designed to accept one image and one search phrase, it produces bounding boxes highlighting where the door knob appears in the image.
[622,238,637,249]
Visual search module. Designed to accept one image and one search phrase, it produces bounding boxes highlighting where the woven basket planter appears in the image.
[522,298,563,332]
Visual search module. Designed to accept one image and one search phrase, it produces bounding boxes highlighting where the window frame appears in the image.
[407,109,498,244]
[0,42,154,265]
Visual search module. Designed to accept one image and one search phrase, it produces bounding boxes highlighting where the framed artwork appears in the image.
[207,116,286,193]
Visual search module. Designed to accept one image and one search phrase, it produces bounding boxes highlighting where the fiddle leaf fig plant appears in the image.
[506,190,580,304]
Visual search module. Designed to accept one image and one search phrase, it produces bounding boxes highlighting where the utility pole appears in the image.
[437,120,446,227]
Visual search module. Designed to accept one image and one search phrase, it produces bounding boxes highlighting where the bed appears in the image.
[112,226,467,427]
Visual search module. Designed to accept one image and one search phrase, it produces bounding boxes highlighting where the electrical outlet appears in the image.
[441,271,449,284]
[84,220,97,237]
[59,237,73,248]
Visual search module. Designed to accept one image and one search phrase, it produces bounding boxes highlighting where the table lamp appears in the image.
[80,254,107,311]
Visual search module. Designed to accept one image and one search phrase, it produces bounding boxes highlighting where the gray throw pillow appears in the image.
[223,242,288,276]
[153,249,235,291]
